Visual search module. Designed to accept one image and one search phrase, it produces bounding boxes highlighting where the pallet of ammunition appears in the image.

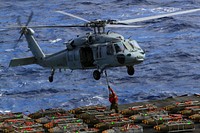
[164,100,200,113]
[179,106,200,116]
[94,118,134,131]
[154,119,195,132]
[28,108,67,119]
[15,127,45,133]
[112,124,143,133]
[0,112,27,122]
[48,123,88,133]
[0,116,34,133]
[78,128,99,133]
[13,121,43,132]
[130,110,168,123]
[83,113,123,125]
[35,112,74,124]
[102,129,116,133]
[76,110,112,119]
[44,117,83,129]
[69,105,107,114]
[143,114,182,126]
[95,113,123,123]
[121,104,157,116]
[0,118,44,133]
[77,110,117,125]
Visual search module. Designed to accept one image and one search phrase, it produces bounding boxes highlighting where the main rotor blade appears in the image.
[16,33,24,44]
[2,24,87,30]
[29,24,86,28]
[25,11,33,26]
[17,16,22,26]
[56,11,90,23]
[118,8,200,24]
[106,24,143,28]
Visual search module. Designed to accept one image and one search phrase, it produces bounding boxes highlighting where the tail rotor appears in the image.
[16,11,34,45]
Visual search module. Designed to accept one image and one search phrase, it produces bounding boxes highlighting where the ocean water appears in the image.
[0,0,200,113]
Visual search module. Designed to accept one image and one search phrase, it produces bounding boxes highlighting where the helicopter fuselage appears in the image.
[43,31,145,72]
[9,28,145,82]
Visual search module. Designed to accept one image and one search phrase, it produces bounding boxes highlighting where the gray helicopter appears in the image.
[8,9,200,82]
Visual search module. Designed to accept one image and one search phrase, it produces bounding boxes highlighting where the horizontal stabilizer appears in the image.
[9,57,37,67]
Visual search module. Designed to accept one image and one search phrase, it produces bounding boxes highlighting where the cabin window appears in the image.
[96,47,102,58]
[114,44,121,53]
[96,47,98,58]
[107,45,114,55]
[99,47,102,57]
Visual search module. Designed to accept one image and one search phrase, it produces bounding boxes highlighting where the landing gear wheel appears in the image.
[127,66,135,75]
[49,76,53,82]
[93,70,101,80]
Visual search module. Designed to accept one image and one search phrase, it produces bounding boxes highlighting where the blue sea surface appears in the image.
[0,0,200,113]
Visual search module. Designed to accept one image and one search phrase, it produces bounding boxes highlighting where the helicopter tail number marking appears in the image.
[9,56,37,67]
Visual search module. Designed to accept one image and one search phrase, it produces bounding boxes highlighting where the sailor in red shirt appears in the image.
[108,86,119,113]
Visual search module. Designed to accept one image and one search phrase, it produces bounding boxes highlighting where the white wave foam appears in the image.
[49,38,62,44]
[151,7,180,13]
[5,49,14,52]
[0,110,11,113]
[93,95,105,100]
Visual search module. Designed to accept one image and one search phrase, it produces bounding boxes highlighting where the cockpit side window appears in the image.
[114,44,122,53]
[107,44,114,55]
[114,43,125,53]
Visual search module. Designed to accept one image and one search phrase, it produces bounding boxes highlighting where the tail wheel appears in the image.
[127,66,135,75]
[93,70,101,80]
[48,68,55,82]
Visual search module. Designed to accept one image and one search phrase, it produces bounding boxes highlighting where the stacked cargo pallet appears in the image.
[142,114,183,125]
[129,109,168,123]
[164,100,200,113]
[102,124,143,133]
[154,119,195,132]
[121,104,158,116]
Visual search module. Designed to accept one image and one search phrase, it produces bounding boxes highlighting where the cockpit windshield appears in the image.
[107,41,140,55]
[123,40,141,52]
[130,40,140,49]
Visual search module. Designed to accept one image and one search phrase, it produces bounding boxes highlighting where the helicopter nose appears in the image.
[125,51,145,64]
[136,51,145,61]
[136,54,145,62]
